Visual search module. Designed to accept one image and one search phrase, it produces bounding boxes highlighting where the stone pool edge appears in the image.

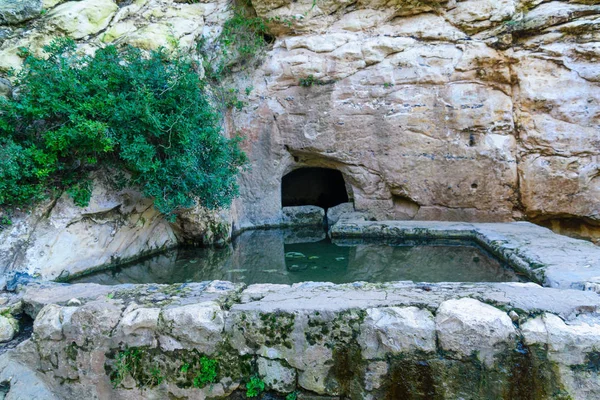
[3,279,600,399]
[331,220,600,292]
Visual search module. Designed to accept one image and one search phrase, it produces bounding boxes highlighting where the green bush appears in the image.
[0,38,246,218]
[192,356,218,388]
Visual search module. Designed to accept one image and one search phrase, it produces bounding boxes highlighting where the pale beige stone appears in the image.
[436,298,516,366]
[257,357,297,393]
[359,307,436,359]
[47,0,118,39]
[519,154,600,222]
[159,302,226,353]
[446,0,516,33]
[0,316,17,343]
[0,177,178,280]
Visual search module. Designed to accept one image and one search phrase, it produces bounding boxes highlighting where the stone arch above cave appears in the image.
[281,167,349,209]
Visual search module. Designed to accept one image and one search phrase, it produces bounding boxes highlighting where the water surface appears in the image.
[70,228,524,285]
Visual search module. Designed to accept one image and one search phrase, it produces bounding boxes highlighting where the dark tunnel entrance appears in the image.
[281,167,349,209]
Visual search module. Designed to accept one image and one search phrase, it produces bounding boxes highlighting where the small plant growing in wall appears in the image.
[245,375,265,397]
[109,347,166,389]
[147,363,164,387]
[299,74,317,87]
[298,74,335,87]
[178,353,220,389]
[192,356,219,388]
[202,0,273,80]
[0,215,12,229]
[111,347,142,388]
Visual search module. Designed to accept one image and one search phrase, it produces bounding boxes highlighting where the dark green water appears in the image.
[70,228,524,285]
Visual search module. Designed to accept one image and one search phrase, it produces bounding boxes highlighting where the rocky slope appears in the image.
[0,0,599,275]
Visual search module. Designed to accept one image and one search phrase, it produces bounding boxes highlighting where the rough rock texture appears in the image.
[160,301,226,353]
[522,313,600,398]
[359,306,436,358]
[257,357,297,393]
[436,298,516,366]
[8,279,600,399]
[0,177,178,280]
[281,205,325,227]
[173,205,233,246]
[46,0,118,39]
[326,202,355,226]
[226,0,600,242]
[0,350,57,399]
[0,0,220,70]
[0,314,18,343]
[0,0,42,25]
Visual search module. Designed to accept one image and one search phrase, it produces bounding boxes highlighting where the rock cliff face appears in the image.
[231,0,600,242]
[0,0,599,274]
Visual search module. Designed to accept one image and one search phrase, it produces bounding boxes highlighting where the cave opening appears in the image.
[281,167,349,210]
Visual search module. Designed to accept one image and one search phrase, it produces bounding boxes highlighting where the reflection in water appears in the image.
[70,228,525,286]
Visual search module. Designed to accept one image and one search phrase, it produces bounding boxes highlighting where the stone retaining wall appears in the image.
[4,279,600,399]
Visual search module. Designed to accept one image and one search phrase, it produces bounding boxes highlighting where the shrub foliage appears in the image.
[0,38,246,217]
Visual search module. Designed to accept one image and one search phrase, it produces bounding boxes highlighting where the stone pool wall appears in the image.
[2,279,600,399]
[332,220,600,292]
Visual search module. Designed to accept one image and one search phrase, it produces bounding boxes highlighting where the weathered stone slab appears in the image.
[47,0,118,39]
[0,351,57,399]
[33,304,77,341]
[20,280,242,317]
[257,357,296,393]
[159,301,226,353]
[435,298,516,366]
[359,306,436,359]
[0,178,178,281]
[326,202,355,226]
[0,0,42,25]
[281,206,325,227]
[0,315,17,343]
[112,305,160,347]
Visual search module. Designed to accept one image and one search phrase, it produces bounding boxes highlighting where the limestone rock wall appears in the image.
[0,177,178,281]
[232,0,600,239]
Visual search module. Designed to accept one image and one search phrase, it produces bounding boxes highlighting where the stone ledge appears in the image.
[5,221,600,398]
[281,206,326,227]
[7,279,600,398]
